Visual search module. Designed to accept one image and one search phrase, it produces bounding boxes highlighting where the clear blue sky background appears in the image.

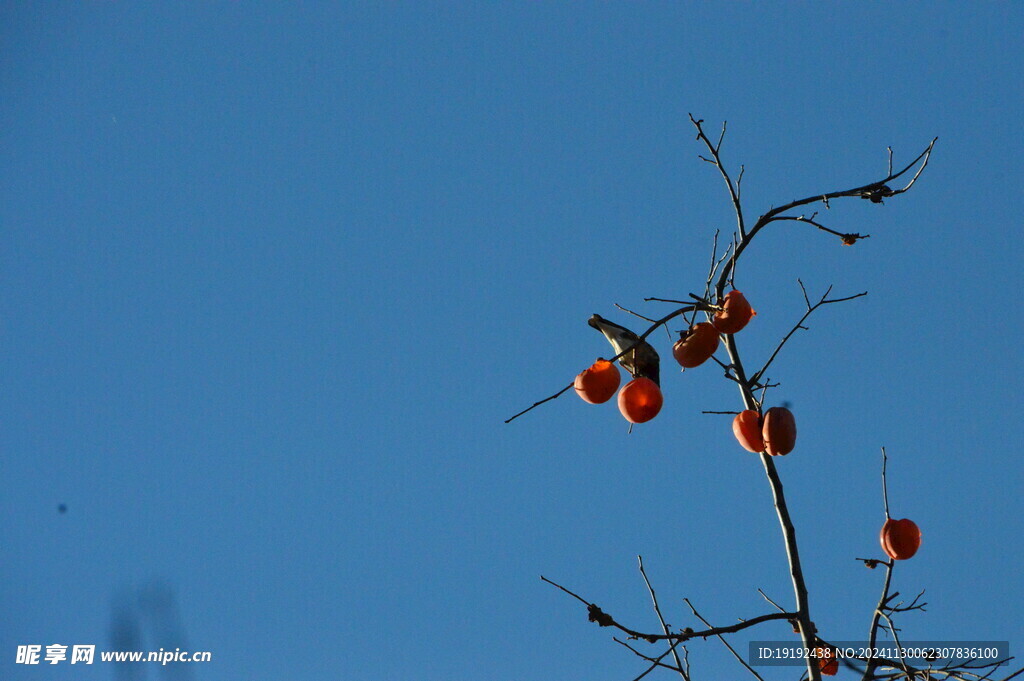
[3,3,1022,680]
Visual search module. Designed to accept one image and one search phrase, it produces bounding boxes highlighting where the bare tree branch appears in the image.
[638,556,688,680]
[711,135,937,296]
[749,282,868,386]
[690,115,746,239]
[769,212,870,245]
[504,384,576,424]
[864,559,896,681]
[540,576,795,644]
[757,588,787,614]
[882,447,892,520]
[684,598,766,681]
[615,303,658,325]
[615,638,688,680]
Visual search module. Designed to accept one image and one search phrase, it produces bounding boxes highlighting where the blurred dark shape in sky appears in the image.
[111,582,196,681]
[111,592,146,681]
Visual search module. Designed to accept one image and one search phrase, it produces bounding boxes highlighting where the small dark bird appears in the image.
[588,314,660,385]
[58,503,67,514]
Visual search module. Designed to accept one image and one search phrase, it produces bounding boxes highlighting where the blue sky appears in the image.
[2,3,1022,680]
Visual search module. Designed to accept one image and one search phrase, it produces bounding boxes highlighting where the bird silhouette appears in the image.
[588,314,660,385]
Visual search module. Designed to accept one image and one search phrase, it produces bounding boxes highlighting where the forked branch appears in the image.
[749,281,868,387]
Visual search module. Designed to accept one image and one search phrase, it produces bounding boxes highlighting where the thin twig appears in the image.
[684,598,766,681]
[638,556,688,680]
[504,384,575,424]
[890,589,927,613]
[690,115,746,239]
[750,284,868,385]
[646,296,695,305]
[879,610,913,676]
[616,303,658,324]
[541,575,591,607]
[696,230,723,325]
[769,213,870,245]
[882,447,891,519]
[891,138,938,195]
[615,638,688,681]
[729,231,739,289]
[800,278,812,308]
[757,588,787,614]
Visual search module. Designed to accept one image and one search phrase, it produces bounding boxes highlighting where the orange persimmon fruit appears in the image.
[574,359,621,404]
[617,377,663,424]
[762,406,796,456]
[672,322,720,369]
[732,410,764,453]
[880,518,921,560]
[816,647,839,676]
[712,290,755,334]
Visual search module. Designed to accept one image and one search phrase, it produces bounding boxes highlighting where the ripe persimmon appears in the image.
[617,377,663,423]
[732,410,764,452]
[712,290,755,334]
[672,322,720,369]
[816,647,838,676]
[762,406,796,456]
[880,518,921,560]
[574,359,621,404]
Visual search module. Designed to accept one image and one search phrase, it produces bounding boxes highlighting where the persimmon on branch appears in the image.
[508,117,1019,681]
[504,302,706,424]
[503,118,935,422]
